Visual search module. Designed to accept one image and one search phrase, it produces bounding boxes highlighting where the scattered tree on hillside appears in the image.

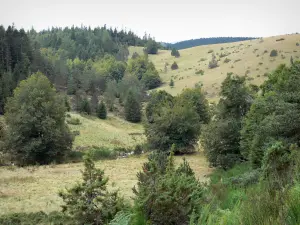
[270,49,278,57]
[145,88,209,153]
[171,48,180,57]
[59,154,123,224]
[145,39,158,54]
[208,53,218,69]
[171,62,178,70]
[201,74,252,169]
[124,90,141,123]
[97,101,107,119]
[169,78,174,88]
[79,97,92,115]
[4,72,73,165]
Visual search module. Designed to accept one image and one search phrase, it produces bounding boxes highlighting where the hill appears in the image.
[130,34,300,100]
[166,37,257,50]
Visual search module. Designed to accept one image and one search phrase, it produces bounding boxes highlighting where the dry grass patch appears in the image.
[0,153,211,215]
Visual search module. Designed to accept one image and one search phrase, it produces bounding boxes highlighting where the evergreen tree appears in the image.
[59,154,123,224]
[124,90,141,123]
[4,72,73,165]
[97,101,107,119]
[79,98,92,115]
[171,48,180,57]
[169,78,174,87]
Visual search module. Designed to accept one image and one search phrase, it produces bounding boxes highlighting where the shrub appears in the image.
[171,48,180,57]
[208,54,218,69]
[171,61,179,70]
[131,52,140,59]
[296,42,299,46]
[66,117,81,125]
[97,101,107,119]
[276,38,285,42]
[200,58,207,61]
[195,69,204,75]
[59,154,124,224]
[141,70,161,89]
[224,58,231,63]
[145,40,158,54]
[169,78,174,87]
[270,49,278,57]
[79,98,92,115]
[234,59,241,63]
[133,152,203,225]
[88,147,117,160]
[4,72,73,165]
[208,49,214,53]
[134,144,143,155]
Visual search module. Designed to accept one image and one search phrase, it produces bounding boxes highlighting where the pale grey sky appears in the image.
[1,0,299,43]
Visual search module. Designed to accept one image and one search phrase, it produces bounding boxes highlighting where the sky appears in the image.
[0,0,299,43]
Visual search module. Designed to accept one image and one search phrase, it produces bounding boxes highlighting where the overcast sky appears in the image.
[1,0,299,43]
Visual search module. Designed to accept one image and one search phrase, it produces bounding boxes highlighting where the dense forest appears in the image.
[166,37,257,49]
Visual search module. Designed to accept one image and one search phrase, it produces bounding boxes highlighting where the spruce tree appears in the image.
[59,154,123,224]
[124,91,141,123]
[97,101,107,119]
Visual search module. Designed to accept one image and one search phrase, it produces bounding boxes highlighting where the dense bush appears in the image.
[171,61,179,70]
[79,97,92,115]
[133,151,203,225]
[97,101,107,119]
[59,154,124,224]
[66,117,81,125]
[270,49,278,57]
[4,72,73,165]
[145,39,158,54]
[171,48,180,57]
[208,54,218,69]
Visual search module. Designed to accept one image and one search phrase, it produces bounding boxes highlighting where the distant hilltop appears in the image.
[164,37,258,50]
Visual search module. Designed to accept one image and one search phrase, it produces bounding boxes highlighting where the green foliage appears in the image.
[145,90,174,123]
[59,154,123,225]
[145,100,201,153]
[124,90,141,123]
[270,49,278,57]
[171,48,180,57]
[4,72,73,165]
[241,62,300,168]
[0,211,74,225]
[66,117,81,125]
[195,69,204,75]
[79,97,92,115]
[224,58,231,63]
[171,61,178,70]
[97,101,107,119]
[169,78,174,87]
[127,56,161,89]
[133,151,203,225]
[131,52,140,59]
[201,74,252,169]
[145,39,158,54]
[88,147,118,160]
[109,211,132,225]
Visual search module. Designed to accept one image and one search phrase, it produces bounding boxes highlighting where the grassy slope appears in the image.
[68,112,146,149]
[130,34,300,100]
[0,153,211,215]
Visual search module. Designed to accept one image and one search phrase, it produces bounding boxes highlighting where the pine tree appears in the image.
[97,101,107,119]
[124,91,141,123]
[59,154,123,224]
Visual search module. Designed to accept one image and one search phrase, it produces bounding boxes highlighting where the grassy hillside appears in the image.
[130,34,300,100]
[0,153,211,215]
[67,113,145,149]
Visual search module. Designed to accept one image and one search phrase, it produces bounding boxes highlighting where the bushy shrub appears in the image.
[224,58,231,63]
[79,98,92,115]
[66,117,81,125]
[169,78,174,87]
[208,49,214,53]
[88,147,117,160]
[133,144,143,155]
[133,151,203,225]
[270,49,278,57]
[195,69,204,75]
[171,48,180,57]
[208,54,218,69]
[171,61,178,70]
[97,101,107,119]
[59,154,124,224]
